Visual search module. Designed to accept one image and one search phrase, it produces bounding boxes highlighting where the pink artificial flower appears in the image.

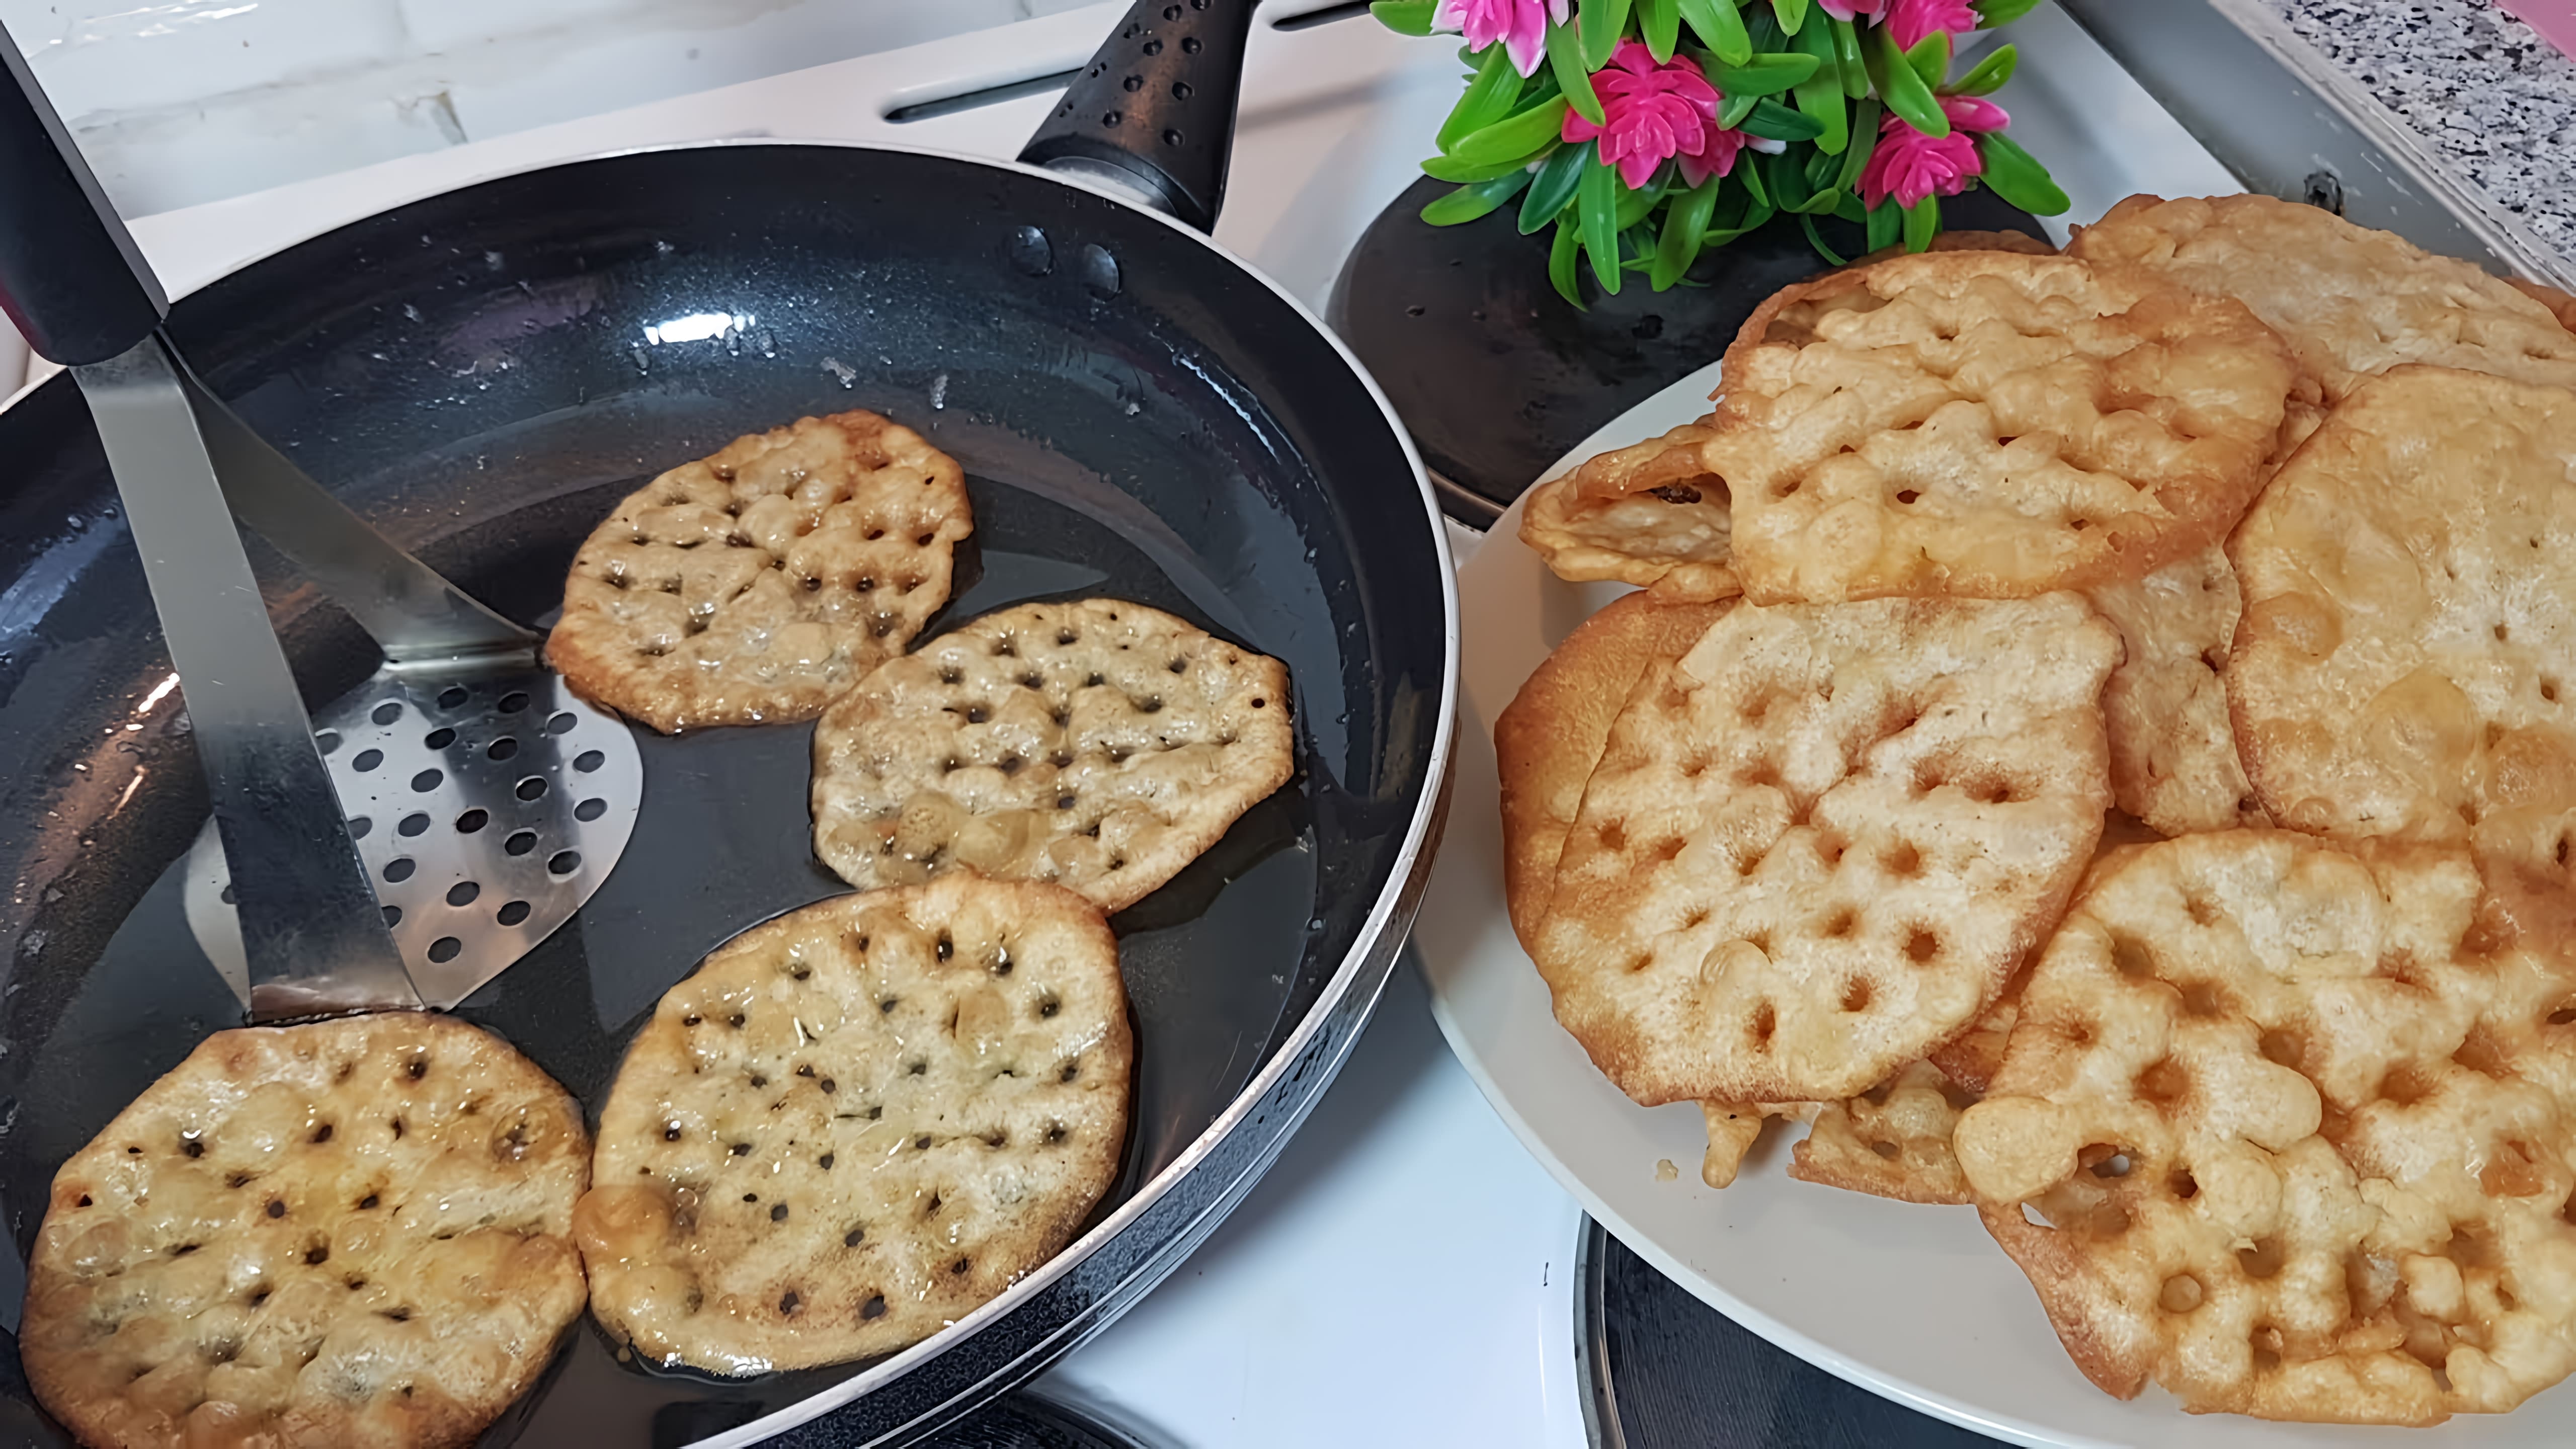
[1886,0,1980,52]
[1938,94,2010,132]
[1861,113,1978,209]
[1560,40,1743,191]
[1818,0,1889,18]
[1433,0,1568,79]
[1678,124,1749,187]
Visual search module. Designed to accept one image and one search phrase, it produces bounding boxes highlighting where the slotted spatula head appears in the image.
[185,667,641,1009]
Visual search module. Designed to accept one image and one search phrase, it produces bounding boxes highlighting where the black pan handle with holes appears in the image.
[1019,0,1257,232]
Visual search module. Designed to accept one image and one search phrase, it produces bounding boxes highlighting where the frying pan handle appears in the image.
[0,20,169,365]
[1018,0,1259,233]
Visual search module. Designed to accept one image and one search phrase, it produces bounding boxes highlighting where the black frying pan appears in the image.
[0,2,1457,1443]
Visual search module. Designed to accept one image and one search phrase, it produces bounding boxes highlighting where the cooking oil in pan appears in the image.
[0,469,1329,1444]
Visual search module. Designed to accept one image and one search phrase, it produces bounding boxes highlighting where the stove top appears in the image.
[11,3,2260,1443]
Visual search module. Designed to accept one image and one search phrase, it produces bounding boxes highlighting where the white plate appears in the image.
[1412,363,2575,1447]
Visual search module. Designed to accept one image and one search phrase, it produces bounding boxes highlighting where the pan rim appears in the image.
[9,136,1464,1442]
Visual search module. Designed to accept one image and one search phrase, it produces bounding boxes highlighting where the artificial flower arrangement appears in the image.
[1370,0,2070,303]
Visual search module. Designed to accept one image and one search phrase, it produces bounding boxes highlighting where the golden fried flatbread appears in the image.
[1713,252,2295,603]
[1494,591,1730,948]
[2069,193,2576,403]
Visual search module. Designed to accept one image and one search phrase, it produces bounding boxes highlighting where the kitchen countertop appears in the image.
[2260,0,2576,267]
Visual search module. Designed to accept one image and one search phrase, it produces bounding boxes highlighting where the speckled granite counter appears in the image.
[2260,0,2576,269]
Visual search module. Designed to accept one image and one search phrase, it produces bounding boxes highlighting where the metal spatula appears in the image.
[1,30,639,1020]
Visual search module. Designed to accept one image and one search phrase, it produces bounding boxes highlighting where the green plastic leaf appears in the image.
[1548,18,1605,126]
[1718,86,1762,128]
[1639,0,1681,62]
[1866,197,1901,252]
[1976,132,2070,215]
[1677,0,1753,66]
[1616,171,1669,228]
[1949,43,2017,97]
[1369,0,1439,36]
[1793,75,1848,154]
[1763,148,1811,210]
[1581,0,1635,69]
[1743,97,1826,141]
[1450,97,1571,167]
[1971,0,2043,27]
[1835,97,1879,191]
[1737,149,1772,208]
[1830,188,1868,223]
[1519,139,1589,232]
[1422,150,1544,183]
[1708,52,1819,97]
[1797,212,1847,265]
[1773,0,1809,37]
[1439,43,1522,150]
[1654,176,1726,288]
[1831,17,1867,97]
[1550,217,1586,307]
[1804,140,1841,190]
[1421,170,1535,225]
[1579,149,1624,293]
[1788,20,1845,153]
[1704,198,1777,246]
[1868,23,1949,136]
[1904,30,1951,92]
[1904,193,1940,252]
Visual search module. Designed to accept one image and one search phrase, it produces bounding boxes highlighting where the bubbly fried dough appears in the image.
[23,1016,588,1449]
[2069,193,2576,404]
[1790,1061,1980,1205]
[2227,366,2576,910]
[2505,278,2576,335]
[548,410,973,733]
[811,600,1292,914]
[578,875,1131,1373]
[1956,832,2576,1423]
[1520,422,1739,602]
[2085,546,2268,836]
[1495,592,1731,948]
[1533,593,2119,1104]
[1712,252,2295,603]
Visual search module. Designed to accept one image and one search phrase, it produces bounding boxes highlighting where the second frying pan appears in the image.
[0,2,1457,1443]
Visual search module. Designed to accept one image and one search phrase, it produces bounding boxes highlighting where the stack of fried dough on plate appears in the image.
[1500,194,2576,1425]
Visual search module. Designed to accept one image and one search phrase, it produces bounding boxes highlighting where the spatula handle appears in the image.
[0,20,167,365]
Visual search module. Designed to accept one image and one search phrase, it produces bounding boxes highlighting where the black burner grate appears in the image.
[1577,1219,2006,1448]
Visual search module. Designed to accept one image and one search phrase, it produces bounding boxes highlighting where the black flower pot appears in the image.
[1327,174,2046,527]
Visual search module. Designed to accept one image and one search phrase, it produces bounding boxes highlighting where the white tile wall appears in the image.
[0,0,1063,216]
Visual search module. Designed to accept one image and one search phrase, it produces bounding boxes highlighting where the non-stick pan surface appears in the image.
[0,140,1452,1444]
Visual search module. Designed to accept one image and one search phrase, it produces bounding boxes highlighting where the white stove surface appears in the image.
[14,4,2237,1442]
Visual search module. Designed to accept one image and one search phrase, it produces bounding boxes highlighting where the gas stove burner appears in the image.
[1573,1219,2002,1448]
[878,1392,1156,1449]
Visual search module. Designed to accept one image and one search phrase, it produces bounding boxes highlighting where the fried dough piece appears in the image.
[1495,592,1731,948]
[1789,1062,1980,1205]
[2505,277,2576,334]
[1955,831,2576,1423]
[2084,547,2268,836]
[811,599,1292,914]
[548,410,973,733]
[1520,422,1739,602]
[23,1016,589,1449]
[1533,592,2119,1104]
[2227,366,2576,910]
[1712,252,2295,603]
[2068,193,2576,403]
[578,875,1131,1373]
